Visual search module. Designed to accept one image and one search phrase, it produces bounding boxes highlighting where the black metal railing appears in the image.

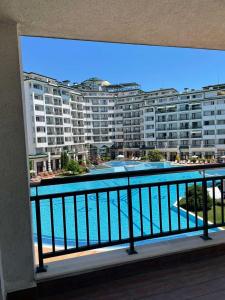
[30,164,225,272]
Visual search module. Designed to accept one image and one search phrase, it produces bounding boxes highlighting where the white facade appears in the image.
[24,72,225,167]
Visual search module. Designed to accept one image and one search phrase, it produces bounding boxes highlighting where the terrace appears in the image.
[2,1,225,300]
[30,162,225,300]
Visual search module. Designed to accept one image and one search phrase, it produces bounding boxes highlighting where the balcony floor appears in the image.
[37,232,225,300]
[39,253,225,300]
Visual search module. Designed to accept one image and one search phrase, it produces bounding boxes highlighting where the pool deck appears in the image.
[37,231,225,300]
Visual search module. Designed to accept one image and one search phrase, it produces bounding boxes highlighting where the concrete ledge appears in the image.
[36,231,225,297]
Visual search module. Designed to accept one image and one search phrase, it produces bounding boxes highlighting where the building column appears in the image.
[0,248,5,300]
[33,160,38,175]
[0,23,36,296]
[166,152,170,161]
[48,152,52,172]
[43,160,47,172]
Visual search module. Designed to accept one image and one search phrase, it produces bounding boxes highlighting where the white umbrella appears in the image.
[117,154,124,159]
[191,155,198,158]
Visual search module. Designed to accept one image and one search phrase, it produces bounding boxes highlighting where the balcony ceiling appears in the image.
[1,0,225,50]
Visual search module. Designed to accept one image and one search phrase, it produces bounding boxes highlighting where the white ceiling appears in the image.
[1,0,225,50]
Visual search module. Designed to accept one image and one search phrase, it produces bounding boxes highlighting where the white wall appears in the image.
[0,23,36,294]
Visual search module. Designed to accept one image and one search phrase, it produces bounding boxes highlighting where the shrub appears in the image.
[66,160,80,175]
[147,150,163,162]
[175,154,180,162]
[179,184,212,211]
[141,156,148,160]
[61,151,69,169]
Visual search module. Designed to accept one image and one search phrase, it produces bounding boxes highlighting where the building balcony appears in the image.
[4,3,225,300]
[204,144,215,148]
[30,164,225,298]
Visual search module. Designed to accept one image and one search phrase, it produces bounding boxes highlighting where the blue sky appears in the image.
[21,36,225,92]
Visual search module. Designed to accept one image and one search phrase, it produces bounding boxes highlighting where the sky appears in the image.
[21,36,225,92]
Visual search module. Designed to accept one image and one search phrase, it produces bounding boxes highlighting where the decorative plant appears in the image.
[66,159,80,175]
[180,184,212,211]
[175,154,180,162]
[60,151,69,169]
[147,150,163,162]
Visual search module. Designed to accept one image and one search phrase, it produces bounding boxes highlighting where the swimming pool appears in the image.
[31,161,222,249]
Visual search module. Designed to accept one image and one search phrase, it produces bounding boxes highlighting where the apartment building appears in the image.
[142,85,225,160]
[24,72,86,174]
[24,72,225,173]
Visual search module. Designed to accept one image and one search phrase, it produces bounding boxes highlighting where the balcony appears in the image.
[25,165,225,299]
[3,3,225,299]
[31,164,225,283]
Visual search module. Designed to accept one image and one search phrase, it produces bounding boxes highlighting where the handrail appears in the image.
[30,163,225,187]
[30,174,225,201]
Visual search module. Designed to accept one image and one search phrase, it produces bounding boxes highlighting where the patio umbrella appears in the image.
[191,155,198,158]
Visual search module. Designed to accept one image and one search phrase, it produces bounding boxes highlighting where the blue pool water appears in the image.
[31,161,222,248]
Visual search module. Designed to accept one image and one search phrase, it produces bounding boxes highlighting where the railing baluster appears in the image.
[85,193,90,246]
[117,190,122,241]
[201,179,211,240]
[62,196,67,250]
[185,183,190,230]
[212,180,216,225]
[49,198,55,253]
[107,191,111,243]
[167,185,172,232]
[35,195,47,273]
[176,184,181,231]
[73,195,78,248]
[194,182,198,228]
[127,178,137,255]
[221,179,224,225]
[158,186,163,233]
[148,187,153,235]
[139,188,144,236]
[96,192,101,244]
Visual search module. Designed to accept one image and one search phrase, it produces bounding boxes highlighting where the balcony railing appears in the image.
[31,164,225,273]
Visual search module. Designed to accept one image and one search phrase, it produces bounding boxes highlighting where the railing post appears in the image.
[127,177,137,255]
[35,187,47,272]
[200,176,211,241]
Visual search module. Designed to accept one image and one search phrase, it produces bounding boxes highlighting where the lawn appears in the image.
[198,205,225,224]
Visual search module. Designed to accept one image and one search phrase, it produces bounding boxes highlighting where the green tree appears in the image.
[61,151,69,169]
[175,154,180,162]
[147,150,163,162]
[67,159,80,174]
[180,184,212,211]
[29,159,33,171]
